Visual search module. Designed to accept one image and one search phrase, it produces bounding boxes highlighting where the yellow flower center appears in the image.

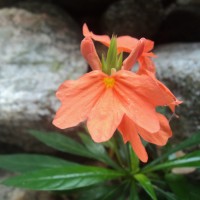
[103,77,115,88]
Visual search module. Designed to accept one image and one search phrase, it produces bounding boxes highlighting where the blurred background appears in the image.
[0,0,200,199]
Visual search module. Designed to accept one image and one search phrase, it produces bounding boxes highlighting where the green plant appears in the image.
[0,130,199,200]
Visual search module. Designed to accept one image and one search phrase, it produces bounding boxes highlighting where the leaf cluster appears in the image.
[0,130,199,200]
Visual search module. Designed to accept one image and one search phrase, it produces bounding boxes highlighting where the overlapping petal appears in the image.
[53,71,106,129]
[122,39,144,71]
[113,70,160,133]
[83,23,156,73]
[83,23,110,47]
[87,89,124,143]
[138,113,172,146]
[116,36,138,53]
[118,115,148,162]
[142,70,182,112]
[118,113,172,162]
[81,37,101,70]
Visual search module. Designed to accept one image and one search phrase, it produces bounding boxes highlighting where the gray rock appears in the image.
[0,7,87,152]
[56,0,116,13]
[154,43,200,140]
[157,1,200,42]
[101,0,163,39]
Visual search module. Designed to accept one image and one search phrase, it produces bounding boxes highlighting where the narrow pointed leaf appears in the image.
[101,54,107,73]
[116,52,123,70]
[0,154,77,173]
[106,36,117,73]
[134,174,157,200]
[77,184,120,200]
[165,174,189,200]
[144,150,200,172]
[165,173,200,200]
[29,130,92,158]
[130,181,140,200]
[79,132,107,156]
[3,166,125,191]
[154,186,177,200]
[78,133,120,169]
[100,182,127,200]
[145,132,200,169]
[129,144,139,173]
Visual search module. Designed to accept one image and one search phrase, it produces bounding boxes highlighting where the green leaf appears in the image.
[29,130,92,158]
[3,166,125,191]
[77,184,120,200]
[165,174,189,200]
[144,132,200,169]
[105,36,117,74]
[165,173,200,200]
[79,132,106,155]
[129,144,139,173]
[134,174,157,200]
[116,52,123,70]
[0,154,77,173]
[99,182,127,200]
[78,132,120,169]
[130,181,140,200]
[101,54,107,73]
[154,186,177,200]
[143,150,200,172]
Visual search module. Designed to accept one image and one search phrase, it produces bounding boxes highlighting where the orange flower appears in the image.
[53,27,181,162]
[83,23,156,74]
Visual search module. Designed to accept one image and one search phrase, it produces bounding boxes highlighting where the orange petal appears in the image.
[157,81,182,112]
[83,23,110,47]
[126,69,180,110]
[87,89,124,143]
[90,33,110,47]
[122,38,144,71]
[118,115,148,162]
[113,70,160,133]
[53,71,106,129]
[143,39,154,52]
[83,23,91,37]
[81,37,101,70]
[116,36,138,53]
[138,113,172,146]
[143,70,182,112]
[144,52,157,58]
[56,80,75,101]
[138,56,156,74]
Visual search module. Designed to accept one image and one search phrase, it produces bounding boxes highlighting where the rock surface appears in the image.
[101,0,163,39]
[56,0,116,14]
[0,6,87,152]
[157,0,200,42]
[154,43,200,140]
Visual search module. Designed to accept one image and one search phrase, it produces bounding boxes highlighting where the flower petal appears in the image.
[83,23,110,47]
[116,69,179,110]
[143,39,154,52]
[81,37,101,70]
[142,70,182,112]
[113,70,160,133]
[116,36,138,53]
[53,71,106,129]
[118,115,148,162]
[87,89,124,143]
[82,23,91,37]
[138,113,172,146]
[138,56,156,74]
[122,38,144,71]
